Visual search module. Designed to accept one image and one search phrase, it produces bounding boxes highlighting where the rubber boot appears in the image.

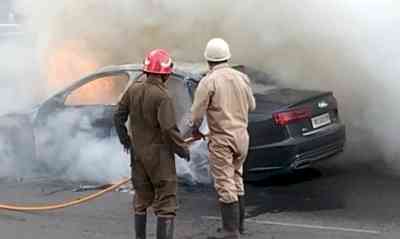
[208,202,240,239]
[238,196,245,235]
[157,217,175,239]
[135,214,146,239]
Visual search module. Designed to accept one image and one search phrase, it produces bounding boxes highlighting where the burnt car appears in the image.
[0,63,345,180]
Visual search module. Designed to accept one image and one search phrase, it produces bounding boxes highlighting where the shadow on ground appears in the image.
[244,168,345,218]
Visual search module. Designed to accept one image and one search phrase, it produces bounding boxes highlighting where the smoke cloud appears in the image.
[0,39,41,115]
[1,0,400,182]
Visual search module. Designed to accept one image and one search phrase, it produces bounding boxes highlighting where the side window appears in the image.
[65,74,129,106]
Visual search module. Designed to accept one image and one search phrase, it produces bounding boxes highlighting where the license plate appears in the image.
[311,113,331,128]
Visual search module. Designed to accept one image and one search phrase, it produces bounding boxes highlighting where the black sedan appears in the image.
[0,63,345,181]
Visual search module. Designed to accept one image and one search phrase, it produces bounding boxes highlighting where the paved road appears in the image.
[0,155,399,238]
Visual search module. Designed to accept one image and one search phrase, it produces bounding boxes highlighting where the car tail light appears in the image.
[273,107,312,126]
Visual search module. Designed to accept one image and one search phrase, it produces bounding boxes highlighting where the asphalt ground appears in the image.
[0,155,399,239]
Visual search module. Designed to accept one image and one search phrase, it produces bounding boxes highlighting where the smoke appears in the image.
[32,109,131,184]
[0,38,42,115]
[1,0,400,181]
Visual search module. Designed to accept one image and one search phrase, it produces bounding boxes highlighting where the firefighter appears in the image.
[114,49,190,239]
[191,38,256,239]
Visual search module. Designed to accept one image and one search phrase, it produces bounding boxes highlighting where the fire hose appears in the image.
[0,135,207,212]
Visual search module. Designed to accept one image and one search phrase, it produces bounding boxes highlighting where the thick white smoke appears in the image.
[33,109,131,183]
[0,39,41,115]
[1,0,400,182]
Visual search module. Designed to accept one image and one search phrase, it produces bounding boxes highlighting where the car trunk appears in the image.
[249,88,340,146]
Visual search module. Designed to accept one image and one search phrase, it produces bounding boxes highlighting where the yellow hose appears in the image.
[0,135,208,212]
[0,177,130,212]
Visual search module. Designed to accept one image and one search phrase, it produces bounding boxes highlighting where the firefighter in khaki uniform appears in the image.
[114,49,190,239]
[191,38,256,239]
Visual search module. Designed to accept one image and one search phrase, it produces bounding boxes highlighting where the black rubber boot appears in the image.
[135,214,146,239]
[238,196,245,235]
[208,202,240,239]
[157,217,175,239]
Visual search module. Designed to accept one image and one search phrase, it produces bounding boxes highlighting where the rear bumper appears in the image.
[245,123,345,178]
[289,139,344,170]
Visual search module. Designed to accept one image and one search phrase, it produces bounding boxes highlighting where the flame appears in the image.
[46,41,98,91]
[45,41,126,105]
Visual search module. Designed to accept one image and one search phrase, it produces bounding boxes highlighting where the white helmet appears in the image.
[204,38,231,62]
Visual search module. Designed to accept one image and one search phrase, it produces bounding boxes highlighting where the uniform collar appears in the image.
[145,75,166,88]
[211,62,230,71]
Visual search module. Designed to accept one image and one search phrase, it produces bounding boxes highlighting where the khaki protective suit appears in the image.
[191,63,256,204]
[114,75,188,217]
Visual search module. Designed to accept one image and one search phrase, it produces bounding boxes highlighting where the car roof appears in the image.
[58,63,204,95]
[93,62,207,78]
[57,62,275,98]
[93,62,265,81]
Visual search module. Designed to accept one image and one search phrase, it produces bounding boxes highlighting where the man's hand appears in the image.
[122,138,132,155]
[191,127,205,141]
[123,144,131,154]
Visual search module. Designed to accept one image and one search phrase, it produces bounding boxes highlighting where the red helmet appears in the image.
[143,49,174,74]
